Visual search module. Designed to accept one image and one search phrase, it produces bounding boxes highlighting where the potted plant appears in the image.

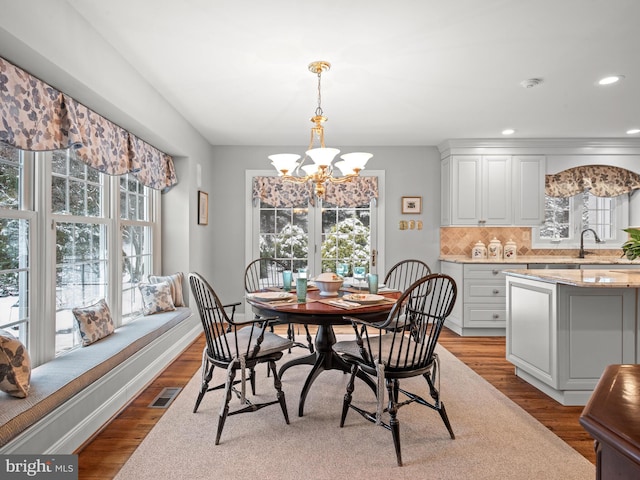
[621,228,640,260]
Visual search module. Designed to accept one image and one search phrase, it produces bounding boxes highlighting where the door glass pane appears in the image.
[258,202,309,271]
[321,199,372,276]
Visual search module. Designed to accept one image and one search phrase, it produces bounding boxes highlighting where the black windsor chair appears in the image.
[332,273,457,466]
[189,272,293,445]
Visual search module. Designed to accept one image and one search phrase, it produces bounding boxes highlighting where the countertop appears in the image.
[439,255,640,265]
[504,268,640,287]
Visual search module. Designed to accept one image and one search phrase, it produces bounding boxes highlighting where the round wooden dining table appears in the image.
[247,288,400,417]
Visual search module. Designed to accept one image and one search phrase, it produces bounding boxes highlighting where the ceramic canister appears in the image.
[471,240,487,259]
[504,239,517,259]
[488,237,503,259]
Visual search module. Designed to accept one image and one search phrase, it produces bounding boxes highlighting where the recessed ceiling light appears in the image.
[598,75,625,85]
[627,128,640,135]
[502,129,515,135]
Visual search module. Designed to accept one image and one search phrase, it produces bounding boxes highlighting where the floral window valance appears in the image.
[545,165,640,198]
[0,56,176,191]
[252,176,378,208]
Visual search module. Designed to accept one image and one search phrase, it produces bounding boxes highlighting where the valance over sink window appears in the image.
[545,165,640,198]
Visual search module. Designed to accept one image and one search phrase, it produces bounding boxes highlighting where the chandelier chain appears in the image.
[315,69,323,117]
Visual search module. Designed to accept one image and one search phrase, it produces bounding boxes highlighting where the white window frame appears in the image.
[532,192,628,249]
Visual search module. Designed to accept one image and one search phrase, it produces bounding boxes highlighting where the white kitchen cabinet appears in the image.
[441,154,545,226]
[512,155,546,225]
[441,261,526,336]
[447,155,511,225]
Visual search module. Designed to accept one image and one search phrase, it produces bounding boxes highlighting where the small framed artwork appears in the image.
[401,196,422,214]
[198,190,209,225]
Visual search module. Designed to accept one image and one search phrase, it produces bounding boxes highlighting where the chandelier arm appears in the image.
[327,174,357,184]
[281,174,312,184]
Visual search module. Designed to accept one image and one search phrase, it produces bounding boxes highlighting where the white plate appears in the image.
[342,293,386,304]
[248,292,295,302]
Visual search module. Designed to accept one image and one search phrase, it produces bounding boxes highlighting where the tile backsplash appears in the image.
[440,226,622,257]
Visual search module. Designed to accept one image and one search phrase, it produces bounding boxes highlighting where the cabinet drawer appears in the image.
[464,281,505,302]
[463,263,526,280]
[463,304,506,327]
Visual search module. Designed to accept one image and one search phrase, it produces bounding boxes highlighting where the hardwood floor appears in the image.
[76,327,596,478]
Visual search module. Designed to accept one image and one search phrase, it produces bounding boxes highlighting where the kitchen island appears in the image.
[504,268,640,405]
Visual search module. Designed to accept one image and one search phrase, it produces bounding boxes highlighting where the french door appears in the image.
[247,172,383,278]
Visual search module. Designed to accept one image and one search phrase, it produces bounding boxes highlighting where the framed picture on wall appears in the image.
[401,196,422,214]
[198,190,209,225]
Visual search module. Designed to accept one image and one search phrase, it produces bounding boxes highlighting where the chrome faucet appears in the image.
[578,228,602,258]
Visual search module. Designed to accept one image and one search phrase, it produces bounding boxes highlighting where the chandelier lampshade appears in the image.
[269,153,301,175]
[269,61,371,197]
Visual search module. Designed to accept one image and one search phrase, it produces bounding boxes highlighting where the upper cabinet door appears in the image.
[450,156,482,225]
[482,156,511,225]
[512,155,546,226]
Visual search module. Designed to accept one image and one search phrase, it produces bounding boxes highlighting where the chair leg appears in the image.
[340,365,358,427]
[250,366,256,395]
[268,359,290,424]
[424,372,455,439]
[437,401,455,440]
[386,378,403,467]
[216,367,236,445]
[193,359,214,413]
[287,324,295,353]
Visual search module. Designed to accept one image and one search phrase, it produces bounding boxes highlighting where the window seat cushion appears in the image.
[0,307,191,448]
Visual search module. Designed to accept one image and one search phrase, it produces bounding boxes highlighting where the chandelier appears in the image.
[268,61,372,198]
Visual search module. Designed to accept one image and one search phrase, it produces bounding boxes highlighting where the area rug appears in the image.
[115,341,594,479]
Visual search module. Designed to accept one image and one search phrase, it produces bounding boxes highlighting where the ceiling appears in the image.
[65,0,640,147]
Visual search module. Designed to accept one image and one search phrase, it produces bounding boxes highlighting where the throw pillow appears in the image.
[0,329,31,398]
[139,281,176,315]
[72,298,115,346]
[148,272,185,307]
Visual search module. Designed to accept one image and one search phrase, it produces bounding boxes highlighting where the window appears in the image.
[120,175,154,321]
[0,145,31,346]
[0,143,159,364]
[248,172,383,278]
[535,191,628,248]
[51,150,109,353]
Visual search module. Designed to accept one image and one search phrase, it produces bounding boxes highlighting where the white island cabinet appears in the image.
[505,269,639,406]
